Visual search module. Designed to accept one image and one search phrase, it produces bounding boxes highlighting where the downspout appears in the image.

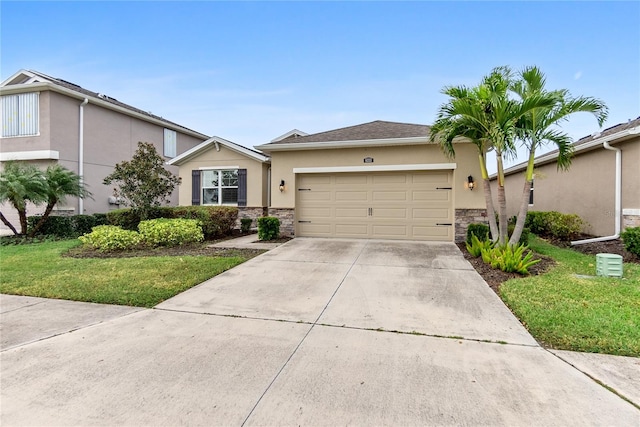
[267,166,271,207]
[78,98,88,214]
[571,141,621,245]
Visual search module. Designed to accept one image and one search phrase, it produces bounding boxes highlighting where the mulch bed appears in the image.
[64,243,267,259]
[456,243,555,294]
[458,237,638,295]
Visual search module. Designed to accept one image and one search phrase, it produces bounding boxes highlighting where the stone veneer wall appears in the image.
[455,208,488,242]
[236,207,268,229]
[623,209,640,230]
[267,208,295,237]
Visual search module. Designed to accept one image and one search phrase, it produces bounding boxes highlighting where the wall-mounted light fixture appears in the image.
[279,179,285,192]
[467,175,475,191]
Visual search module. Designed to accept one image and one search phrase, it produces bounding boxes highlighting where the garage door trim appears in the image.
[293,163,457,174]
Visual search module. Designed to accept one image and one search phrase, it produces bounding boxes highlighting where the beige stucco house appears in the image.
[167,136,271,223]
[0,69,208,232]
[494,117,640,237]
[255,120,486,242]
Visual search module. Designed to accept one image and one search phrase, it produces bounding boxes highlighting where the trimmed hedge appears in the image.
[466,223,490,244]
[621,227,640,256]
[138,218,203,246]
[171,206,237,239]
[240,218,253,233]
[525,211,584,240]
[27,213,109,238]
[106,207,173,231]
[257,216,280,240]
[79,225,143,251]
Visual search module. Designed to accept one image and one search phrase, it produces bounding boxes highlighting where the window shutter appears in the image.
[237,169,247,207]
[192,170,201,205]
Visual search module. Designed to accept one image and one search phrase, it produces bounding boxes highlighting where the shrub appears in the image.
[621,227,640,256]
[171,206,237,239]
[480,243,540,275]
[466,233,494,257]
[240,218,253,233]
[525,211,584,240]
[78,225,143,251]
[27,216,73,237]
[106,207,173,230]
[138,218,204,247]
[257,216,280,240]
[466,223,491,244]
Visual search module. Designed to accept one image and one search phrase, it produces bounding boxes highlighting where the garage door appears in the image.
[296,171,454,241]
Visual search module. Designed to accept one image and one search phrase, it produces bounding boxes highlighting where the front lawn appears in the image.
[0,240,254,307]
[499,237,640,357]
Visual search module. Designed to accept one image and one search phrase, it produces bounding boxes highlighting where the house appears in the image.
[255,120,486,242]
[0,69,209,232]
[167,136,271,224]
[494,117,640,237]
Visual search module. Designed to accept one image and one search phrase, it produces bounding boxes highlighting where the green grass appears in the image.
[500,236,640,356]
[0,240,248,307]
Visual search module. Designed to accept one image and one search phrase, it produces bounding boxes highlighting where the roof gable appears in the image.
[266,120,430,145]
[167,136,270,166]
[1,69,208,139]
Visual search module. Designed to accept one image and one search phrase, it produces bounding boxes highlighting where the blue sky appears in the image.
[2,1,639,170]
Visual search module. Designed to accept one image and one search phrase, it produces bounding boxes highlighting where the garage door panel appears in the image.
[298,223,332,236]
[372,224,408,238]
[412,208,451,220]
[335,208,369,218]
[335,224,369,236]
[413,190,450,201]
[297,171,454,241]
[412,172,450,184]
[336,191,368,201]
[412,226,452,239]
[299,207,331,218]
[374,208,407,219]
[336,175,368,185]
[299,190,332,202]
[373,191,407,201]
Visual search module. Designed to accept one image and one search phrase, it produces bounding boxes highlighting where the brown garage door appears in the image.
[296,170,454,241]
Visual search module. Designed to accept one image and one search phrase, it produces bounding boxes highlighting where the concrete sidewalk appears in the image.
[1,238,638,425]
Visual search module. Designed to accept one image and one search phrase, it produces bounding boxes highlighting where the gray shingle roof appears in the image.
[26,70,207,137]
[266,120,430,145]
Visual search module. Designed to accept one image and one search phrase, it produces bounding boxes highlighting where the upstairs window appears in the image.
[163,128,177,158]
[1,93,39,137]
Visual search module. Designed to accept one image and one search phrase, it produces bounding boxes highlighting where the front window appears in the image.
[1,92,39,137]
[202,170,238,205]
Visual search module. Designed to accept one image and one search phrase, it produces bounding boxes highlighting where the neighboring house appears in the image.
[167,136,271,224]
[0,69,209,232]
[494,117,640,237]
[255,120,485,242]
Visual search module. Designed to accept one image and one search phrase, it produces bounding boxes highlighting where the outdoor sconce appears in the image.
[467,175,475,191]
[279,180,285,192]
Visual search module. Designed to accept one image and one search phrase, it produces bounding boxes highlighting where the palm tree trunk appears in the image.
[478,152,499,242]
[496,153,508,245]
[0,211,18,235]
[28,202,55,238]
[509,149,536,246]
[18,209,28,235]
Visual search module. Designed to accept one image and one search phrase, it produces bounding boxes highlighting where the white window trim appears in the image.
[201,169,239,206]
[163,128,177,158]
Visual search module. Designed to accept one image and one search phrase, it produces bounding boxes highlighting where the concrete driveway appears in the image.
[1,238,638,426]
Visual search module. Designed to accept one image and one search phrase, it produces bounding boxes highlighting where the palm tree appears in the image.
[28,164,90,237]
[508,66,608,245]
[0,162,47,235]
[431,66,554,244]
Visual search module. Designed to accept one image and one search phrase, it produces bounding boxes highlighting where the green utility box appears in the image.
[596,253,623,278]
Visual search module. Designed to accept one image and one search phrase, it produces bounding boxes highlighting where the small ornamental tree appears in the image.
[103,142,181,220]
